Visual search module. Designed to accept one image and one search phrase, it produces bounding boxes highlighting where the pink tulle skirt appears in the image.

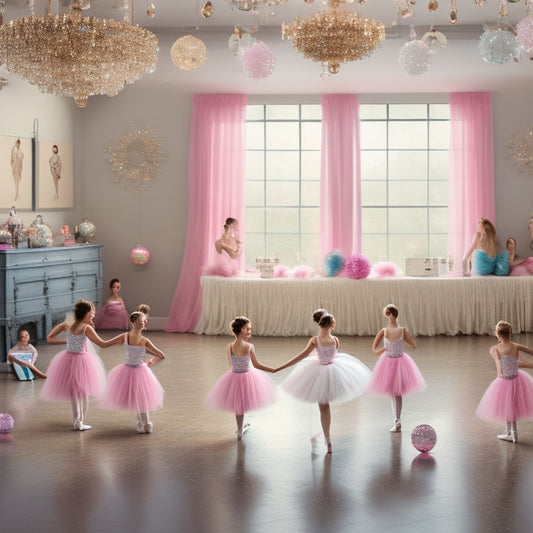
[100,364,164,412]
[206,367,275,415]
[94,301,129,330]
[41,347,106,401]
[509,257,533,276]
[476,371,533,423]
[366,353,426,397]
[203,253,239,277]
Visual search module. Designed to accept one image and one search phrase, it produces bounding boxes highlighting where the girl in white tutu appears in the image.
[476,321,533,443]
[100,310,165,434]
[41,299,115,431]
[366,304,426,433]
[206,316,276,440]
[276,310,371,453]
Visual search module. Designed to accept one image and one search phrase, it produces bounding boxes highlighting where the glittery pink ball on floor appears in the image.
[411,424,437,453]
[0,413,14,441]
[241,40,275,80]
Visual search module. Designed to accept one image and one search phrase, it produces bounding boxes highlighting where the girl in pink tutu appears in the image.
[206,316,275,440]
[476,320,533,443]
[94,278,129,330]
[367,304,426,433]
[41,299,115,431]
[276,310,371,453]
[100,310,165,434]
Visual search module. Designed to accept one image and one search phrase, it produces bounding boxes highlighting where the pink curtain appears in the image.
[320,94,361,259]
[165,94,246,332]
[448,93,495,274]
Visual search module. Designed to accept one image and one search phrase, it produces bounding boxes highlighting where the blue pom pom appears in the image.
[324,250,345,277]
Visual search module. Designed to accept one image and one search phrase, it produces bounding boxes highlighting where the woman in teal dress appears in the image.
[463,218,509,276]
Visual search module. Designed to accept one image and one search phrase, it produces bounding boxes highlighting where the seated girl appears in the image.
[507,237,533,276]
[8,328,47,379]
[94,278,129,330]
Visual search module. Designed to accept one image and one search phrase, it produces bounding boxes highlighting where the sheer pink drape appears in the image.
[165,94,246,332]
[448,93,495,274]
[320,94,361,259]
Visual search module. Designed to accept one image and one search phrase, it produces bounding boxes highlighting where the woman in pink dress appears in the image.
[100,310,165,434]
[95,278,129,330]
[476,320,533,443]
[366,304,426,433]
[41,299,115,431]
[206,316,275,440]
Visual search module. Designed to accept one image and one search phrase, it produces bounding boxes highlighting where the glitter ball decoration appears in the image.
[241,40,275,80]
[420,28,447,55]
[479,26,522,64]
[0,413,14,434]
[399,40,432,75]
[26,215,53,248]
[516,17,533,58]
[323,250,345,277]
[508,125,533,174]
[130,245,151,267]
[77,218,96,244]
[171,35,207,71]
[344,253,371,279]
[411,424,437,453]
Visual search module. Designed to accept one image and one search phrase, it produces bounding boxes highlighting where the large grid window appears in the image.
[245,102,449,270]
[360,104,449,267]
[245,104,322,268]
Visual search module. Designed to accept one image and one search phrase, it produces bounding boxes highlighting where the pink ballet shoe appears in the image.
[390,419,401,433]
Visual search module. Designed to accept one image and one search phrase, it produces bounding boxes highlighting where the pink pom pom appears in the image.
[291,265,315,278]
[371,261,399,278]
[274,264,290,278]
[345,254,371,279]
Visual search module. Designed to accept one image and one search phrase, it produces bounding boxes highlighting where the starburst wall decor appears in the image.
[508,124,533,174]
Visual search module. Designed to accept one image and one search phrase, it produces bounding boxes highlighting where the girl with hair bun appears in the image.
[366,304,426,433]
[476,320,533,443]
[100,310,165,434]
[206,316,275,440]
[275,310,371,454]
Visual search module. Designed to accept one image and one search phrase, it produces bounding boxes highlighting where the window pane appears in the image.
[301,105,322,120]
[266,207,299,233]
[246,105,264,120]
[388,208,427,233]
[246,151,264,180]
[361,151,386,180]
[362,181,387,206]
[389,181,427,206]
[301,151,321,180]
[301,122,321,150]
[245,235,264,268]
[429,121,449,149]
[246,181,264,206]
[300,234,321,268]
[266,122,300,149]
[389,104,428,119]
[389,151,427,180]
[429,181,448,205]
[429,104,449,119]
[267,234,299,263]
[301,207,319,233]
[389,235,428,266]
[361,121,387,149]
[266,181,299,206]
[389,122,428,149]
[429,234,448,257]
[265,151,299,180]
[359,104,387,120]
[266,105,299,120]
[301,181,320,206]
[362,234,388,263]
[245,207,264,233]
[246,122,264,150]
[361,207,387,233]
[429,207,448,233]
[429,151,448,180]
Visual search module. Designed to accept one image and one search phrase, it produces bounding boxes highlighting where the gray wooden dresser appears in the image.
[0,244,103,365]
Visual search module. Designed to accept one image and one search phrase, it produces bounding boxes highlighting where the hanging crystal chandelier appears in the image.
[226,0,287,11]
[0,1,158,108]
[281,0,385,75]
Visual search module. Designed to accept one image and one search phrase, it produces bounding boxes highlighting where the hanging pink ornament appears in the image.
[517,17,533,58]
[241,40,275,80]
[130,244,151,267]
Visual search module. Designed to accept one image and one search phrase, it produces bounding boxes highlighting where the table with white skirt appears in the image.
[194,275,533,337]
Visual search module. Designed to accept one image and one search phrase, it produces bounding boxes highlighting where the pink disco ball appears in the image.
[345,253,371,279]
[241,40,275,80]
[517,16,533,57]
[411,424,437,453]
[130,245,151,267]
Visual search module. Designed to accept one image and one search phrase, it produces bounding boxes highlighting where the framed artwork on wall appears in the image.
[0,134,34,210]
[37,140,73,210]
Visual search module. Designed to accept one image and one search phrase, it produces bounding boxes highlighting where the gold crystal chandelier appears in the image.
[0,1,158,108]
[226,0,287,11]
[282,0,385,74]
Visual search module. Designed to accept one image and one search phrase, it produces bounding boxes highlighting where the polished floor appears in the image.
[1,331,533,533]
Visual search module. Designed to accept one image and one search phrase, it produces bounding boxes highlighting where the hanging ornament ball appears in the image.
[516,17,533,57]
[201,1,214,18]
[241,40,275,80]
[130,245,151,267]
[171,35,207,71]
[77,218,96,244]
[399,40,432,75]
[479,27,521,65]
[328,62,341,74]
[146,3,155,18]
[411,424,437,453]
[344,253,371,279]
[428,1,438,12]
[0,413,14,441]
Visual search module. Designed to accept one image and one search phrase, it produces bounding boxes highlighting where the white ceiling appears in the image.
[3,1,533,94]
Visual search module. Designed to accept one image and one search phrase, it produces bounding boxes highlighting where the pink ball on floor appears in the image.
[411,424,437,453]
[0,413,14,442]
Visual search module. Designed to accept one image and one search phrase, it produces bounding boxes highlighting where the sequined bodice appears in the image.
[231,346,251,373]
[384,329,404,358]
[500,354,519,380]
[66,331,86,353]
[316,338,336,365]
[124,334,146,367]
